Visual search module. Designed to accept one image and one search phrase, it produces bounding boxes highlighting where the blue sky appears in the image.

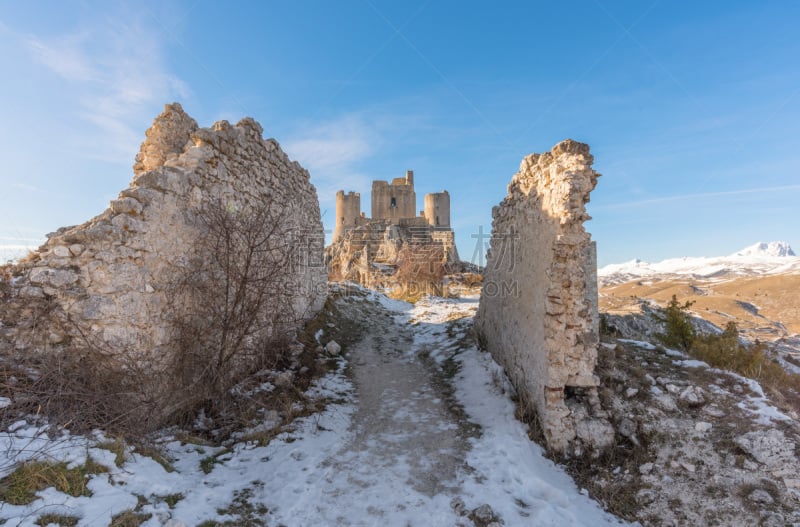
[0,1,798,266]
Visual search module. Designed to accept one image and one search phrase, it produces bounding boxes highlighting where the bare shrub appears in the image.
[0,195,320,440]
[392,242,446,301]
[159,197,305,428]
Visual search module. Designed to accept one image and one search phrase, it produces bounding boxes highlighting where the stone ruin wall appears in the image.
[5,103,327,357]
[475,139,612,454]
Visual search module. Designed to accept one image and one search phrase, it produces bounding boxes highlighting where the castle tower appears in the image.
[371,170,416,222]
[334,191,361,242]
[424,191,450,227]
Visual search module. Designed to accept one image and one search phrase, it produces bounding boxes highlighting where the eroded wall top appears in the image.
[8,103,327,356]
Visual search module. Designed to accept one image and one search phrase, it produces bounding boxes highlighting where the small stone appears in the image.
[665,383,681,394]
[52,246,71,258]
[625,387,639,398]
[28,267,79,288]
[680,461,696,473]
[471,504,496,524]
[273,371,294,387]
[450,497,467,516]
[783,478,800,490]
[635,489,655,504]
[743,459,759,471]
[639,462,654,475]
[69,244,84,256]
[618,418,638,443]
[760,513,784,527]
[48,331,65,344]
[645,374,656,385]
[325,340,341,356]
[18,286,44,298]
[695,421,712,433]
[110,197,143,215]
[747,488,774,504]
[575,417,615,450]
[679,385,706,407]
[703,405,726,418]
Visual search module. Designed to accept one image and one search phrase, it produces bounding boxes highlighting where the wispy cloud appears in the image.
[284,115,373,173]
[283,114,377,202]
[12,183,38,191]
[27,32,98,82]
[22,12,190,162]
[594,184,800,210]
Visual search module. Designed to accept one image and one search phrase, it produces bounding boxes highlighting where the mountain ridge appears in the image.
[599,241,800,286]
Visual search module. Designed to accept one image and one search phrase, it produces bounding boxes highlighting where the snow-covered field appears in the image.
[0,291,627,526]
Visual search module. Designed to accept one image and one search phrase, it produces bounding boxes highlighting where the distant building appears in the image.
[331,170,457,263]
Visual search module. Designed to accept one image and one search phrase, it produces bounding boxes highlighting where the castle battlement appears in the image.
[333,170,452,243]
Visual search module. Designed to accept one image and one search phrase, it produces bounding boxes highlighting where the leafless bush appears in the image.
[160,197,304,427]
[0,287,163,436]
[393,242,446,301]
[1,195,318,439]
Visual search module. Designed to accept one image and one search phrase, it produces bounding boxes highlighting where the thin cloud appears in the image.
[12,183,38,191]
[284,116,373,173]
[22,13,190,163]
[595,184,800,210]
[283,115,376,200]
[27,32,98,82]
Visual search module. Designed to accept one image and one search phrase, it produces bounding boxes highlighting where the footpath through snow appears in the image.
[0,290,626,526]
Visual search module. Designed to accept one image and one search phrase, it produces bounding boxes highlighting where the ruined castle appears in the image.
[327,171,458,285]
[334,171,454,250]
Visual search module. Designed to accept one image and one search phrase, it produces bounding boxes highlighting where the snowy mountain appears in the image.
[599,241,800,286]
[731,241,796,258]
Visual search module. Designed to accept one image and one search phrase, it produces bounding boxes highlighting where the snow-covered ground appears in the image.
[0,291,627,526]
[599,241,800,285]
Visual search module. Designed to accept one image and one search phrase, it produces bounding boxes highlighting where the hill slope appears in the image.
[599,242,800,360]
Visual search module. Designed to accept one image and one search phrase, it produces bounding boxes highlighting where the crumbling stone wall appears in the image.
[7,103,327,357]
[475,139,612,454]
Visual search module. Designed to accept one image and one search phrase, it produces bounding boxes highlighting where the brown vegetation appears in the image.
[391,242,446,302]
[0,198,322,441]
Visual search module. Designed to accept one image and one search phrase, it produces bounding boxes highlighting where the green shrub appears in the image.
[652,295,696,351]
[650,297,800,408]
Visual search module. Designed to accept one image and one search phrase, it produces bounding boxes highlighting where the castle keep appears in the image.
[333,171,452,243]
[327,171,457,285]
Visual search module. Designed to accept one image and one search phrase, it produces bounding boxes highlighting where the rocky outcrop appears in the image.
[475,139,610,454]
[6,103,326,357]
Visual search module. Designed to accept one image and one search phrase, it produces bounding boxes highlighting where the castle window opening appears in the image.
[390,197,397,208]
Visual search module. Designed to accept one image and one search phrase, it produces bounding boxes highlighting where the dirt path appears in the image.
[270,291,625,526]
[336,300,470,499]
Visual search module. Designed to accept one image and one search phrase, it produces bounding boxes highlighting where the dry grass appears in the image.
[392,242,446,302]
[0,457,109,505]
[97,437,127,468]
[34,514,79,527]
[109,510,152,527]
[601,274,800,335]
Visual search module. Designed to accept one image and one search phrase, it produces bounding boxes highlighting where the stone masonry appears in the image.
[328,170,458,286]
[474,139,612,454]
[6,103,327,357]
